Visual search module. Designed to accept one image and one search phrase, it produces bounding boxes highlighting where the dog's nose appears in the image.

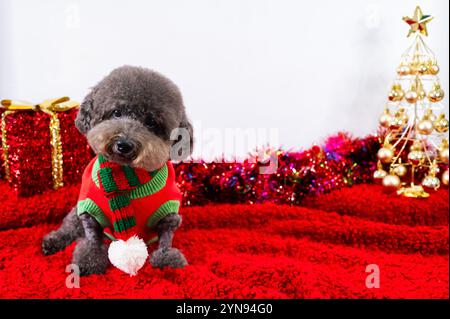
[115,139,134,155]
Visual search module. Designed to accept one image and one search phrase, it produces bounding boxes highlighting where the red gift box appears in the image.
[0,97,93,196]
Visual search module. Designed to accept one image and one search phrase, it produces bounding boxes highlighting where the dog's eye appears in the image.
[145,116,156,128]
[113,110,122,118]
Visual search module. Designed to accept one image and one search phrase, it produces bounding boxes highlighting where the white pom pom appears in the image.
[108,236,149,276]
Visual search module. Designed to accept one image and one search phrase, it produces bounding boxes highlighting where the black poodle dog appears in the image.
[42,66,193,276]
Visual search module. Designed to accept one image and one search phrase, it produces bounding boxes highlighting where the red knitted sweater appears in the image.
[77,156,182,244]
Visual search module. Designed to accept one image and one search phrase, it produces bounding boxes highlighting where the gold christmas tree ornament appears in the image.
[421,161,441,191]
[373,161,388,182]
[375,6,449,198]
[417,118,434,135]
[428,82,444,102]
[403,6,433,37]
[428,63,440,75]
[434,114,449,133]
[382,172,401,191]
[442,169,449,186]
[377,140,395,163]
[388,83,405,102]
[393,160,408,177]
[439,139,449,163]
[397,64,411,76]
[379,108,392,128]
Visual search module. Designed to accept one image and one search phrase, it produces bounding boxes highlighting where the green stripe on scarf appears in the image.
[97,156,137,237]
[122,165,141,187]
[113,216,136,233]
[89,155,171,239]
[98,166,118,193]
[109,195,131,211]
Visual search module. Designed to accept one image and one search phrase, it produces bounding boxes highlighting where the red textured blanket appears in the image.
[0,181,448,298]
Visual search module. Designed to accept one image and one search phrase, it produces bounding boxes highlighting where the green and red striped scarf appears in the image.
[96,154,158,240]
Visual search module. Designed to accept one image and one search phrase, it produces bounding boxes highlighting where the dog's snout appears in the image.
[114,139,134,156]
[116,140,133,155]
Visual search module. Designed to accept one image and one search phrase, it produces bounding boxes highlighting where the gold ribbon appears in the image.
[1,97,79,190]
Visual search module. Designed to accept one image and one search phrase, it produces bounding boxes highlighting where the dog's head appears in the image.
[75,66,193,171]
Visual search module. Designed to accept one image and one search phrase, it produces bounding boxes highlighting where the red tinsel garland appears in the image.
[175,132,382,206]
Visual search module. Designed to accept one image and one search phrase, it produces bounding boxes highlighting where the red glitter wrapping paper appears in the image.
[0,107,93,196]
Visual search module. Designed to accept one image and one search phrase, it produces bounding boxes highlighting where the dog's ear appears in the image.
[75,90,95,135]
[171,113,194,160]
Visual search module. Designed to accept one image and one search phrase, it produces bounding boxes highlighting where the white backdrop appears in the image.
[0,0,448,158]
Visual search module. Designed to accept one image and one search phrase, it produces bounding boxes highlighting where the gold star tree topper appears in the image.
[403,6,433,37]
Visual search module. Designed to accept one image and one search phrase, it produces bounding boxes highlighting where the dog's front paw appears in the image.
[72,238,109,276]
[150,248,187,269]
[42,231,65,256]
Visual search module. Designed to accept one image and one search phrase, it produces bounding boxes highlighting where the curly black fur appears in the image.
[42,66,192,276]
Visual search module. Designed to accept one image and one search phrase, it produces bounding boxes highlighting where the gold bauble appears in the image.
[382,174,401,191]
[428,83,445,103]
[417,64,428,75]
[377,147,394,164]
[422,175,441,191]
[389,116,405,130]
[396,65,411,76]
[388,90,404,102]
[440,148,449,164]
[393,164,407,177]
[428,89,445,103]
[429,64,440,75]
[417,119,434,135]
[434,114,449,133]
[442,170,449,186]
[405,91,418,103]
[373,169,388,182]
[439,139,449,164]
[379,111,392,128]
[408,150,425,165]
[388,84,404,102]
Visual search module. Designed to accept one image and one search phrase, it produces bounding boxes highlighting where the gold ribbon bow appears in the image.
[1,97,79,190]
